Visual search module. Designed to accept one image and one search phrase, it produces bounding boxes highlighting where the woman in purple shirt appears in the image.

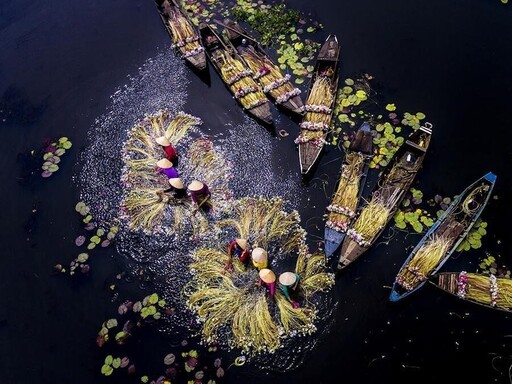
[187,180,211,211]
[257,268,276,299]
[156,158,179,179]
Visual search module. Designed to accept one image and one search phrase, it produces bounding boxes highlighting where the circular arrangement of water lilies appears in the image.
[184,196,334,356]
[119,110,233,237]
[41,137,72,177]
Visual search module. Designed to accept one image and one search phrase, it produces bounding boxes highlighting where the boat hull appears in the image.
[324,227,346,258]
[280,95,304,115]
[337,237,368,270]
[183,51,207,71]
[299,140,326,175]
[247,102,273,125]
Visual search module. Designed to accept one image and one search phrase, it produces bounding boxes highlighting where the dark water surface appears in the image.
[1,0,512,383]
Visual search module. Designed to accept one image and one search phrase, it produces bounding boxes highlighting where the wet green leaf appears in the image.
[106,319,118,329]
[112,358,121,369]
[105,355,113,365]
[344,78,354,86]
[101,364,113,376]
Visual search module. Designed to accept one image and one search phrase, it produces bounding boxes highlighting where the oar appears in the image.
[213,19,260,45]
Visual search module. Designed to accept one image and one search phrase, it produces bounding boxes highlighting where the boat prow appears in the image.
[337,237,368,270]
[324,227,346,258]
[185,53,207,71]
[248,102,273,125]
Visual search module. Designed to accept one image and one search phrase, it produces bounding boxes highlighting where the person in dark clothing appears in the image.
[187,180,211,212]
[224,238,250,271]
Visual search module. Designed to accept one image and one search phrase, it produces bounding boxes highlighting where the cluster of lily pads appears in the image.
[455,218,488,252]
[41,137,72,178]
[393,188,435,233]
[97,292,227,383]
[477,254,511,277]
[53,201,118,275]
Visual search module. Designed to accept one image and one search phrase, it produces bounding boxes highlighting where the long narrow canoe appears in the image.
[154,0,207,70]
[337,123,433,270]
[390,171,496,301]
[221,19,304,115]
[296,35,340,175]
[198,22,273,125]
[324,122,373,258]
[431,270,511,313]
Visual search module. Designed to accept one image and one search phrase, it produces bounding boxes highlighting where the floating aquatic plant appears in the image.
[393,188,435,233]
[41,136,72,177]
[477,254,511,277]
[456,219,488,252]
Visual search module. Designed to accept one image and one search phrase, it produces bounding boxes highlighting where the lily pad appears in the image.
[101,239,111,247]
[106,318,118,329]
[164,353,176,365]
[41,170,52,178]
[120,357,130,368]
[77,253,89,263]
[55,148,66,156]
[75,235,86,246]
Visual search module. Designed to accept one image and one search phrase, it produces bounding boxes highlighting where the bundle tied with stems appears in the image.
[240,48,298,100]
[327,152,365,230]
[218,52,268,110]
[168,11,203,56]
[296,76,335,145]
[294,249,335,300]
[349,197,391,246]
[458,273,512,309]
[395,236,453,291]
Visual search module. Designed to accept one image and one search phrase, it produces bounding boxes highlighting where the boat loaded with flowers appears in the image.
[154,0,207,70]
[390,171,496,301]
[199,22,273,124]
[337,123,433,270]
[221,19,304,115]
[324,122,373,258]
[296,34,340,175]
[430,271,510,313]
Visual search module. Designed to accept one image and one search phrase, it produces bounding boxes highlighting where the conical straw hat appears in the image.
[235,238,248,250]
[168,178,184,189]
[279,272,297,286]
[155,136,171,146]
[156,158,173,169]
[251,247,268,263]
[188,180,204,191]
[259,268,276,283]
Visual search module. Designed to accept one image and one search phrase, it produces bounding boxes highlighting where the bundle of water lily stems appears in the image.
[458,273,512,309]
[297,77,335,144]
[218,196,305,253]
[350,198,391,246]
[327,153,365,227]
[240,49,297,99]
[395,236,453,291]
[185,197,334,355]
[168,13,202,56]
[219,52,267,110]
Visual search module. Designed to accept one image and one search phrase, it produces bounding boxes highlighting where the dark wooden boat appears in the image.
[431,270,511,313]
[390,171,496,301]
[297,34,340,175]
[198,22,273,125]
[154,0,207,70]
[221,19,304,115]
[337,123,433,270]
[324,122,373,258]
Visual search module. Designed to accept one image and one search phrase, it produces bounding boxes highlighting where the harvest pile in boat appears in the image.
[167,8,205,59]
[325,152,365,233]
[184,197,334,355]
[348,199,391,247]
[456,272,511,309]
[295,77,335,147]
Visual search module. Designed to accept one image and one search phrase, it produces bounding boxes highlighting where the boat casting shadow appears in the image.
[188,62,211,86]
[300,149,325,186]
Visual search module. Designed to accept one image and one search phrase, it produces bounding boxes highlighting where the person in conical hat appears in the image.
[224,238,250,271]
[156,158,179,179]
[257,268,276,299]
[155,136,178,163]
[278,271,301,307]
[158,177,188,201]
[251,247,268,270]
[187,180,211,209]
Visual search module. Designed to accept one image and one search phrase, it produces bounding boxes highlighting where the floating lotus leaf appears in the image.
[96,228,105,237]
[164,353,176,365]
[90,235,101,244]
[115,331,128,341]
[279,64,287,70]
[404,212,417,222]
[347,95,358,103]
[356,90,367,99]
[153,312,161,320]
[416,112,426,120]
[58,137,69,144]
[342,86,353,95]
[43,152,53,160]
[306,26,315,32]
[87,242,96,250]
[385,104,396,111]
[62,141,72,149]
[478,227,487,235]
[384,126,393,135]
[395,220,407,229]
[83,215,93,223]
[75,236,86,246]
[120,357,130,368]
[133,301,142,312]
[105,355,113,365]
[306,65,314,72]
[411,221,423,233]
[148,293,159,305]
[101,364,113,376]
[112,358,121,369]
[141,376,149,383]
[300,57,309,63]
[41,170,52,178]
[295,78,304,84]
[344,78,354,86]
[277,56,286,64]
[294,42,304,50]
[106,318,118,329]
[77,253,88,262]
[376,124,384,132]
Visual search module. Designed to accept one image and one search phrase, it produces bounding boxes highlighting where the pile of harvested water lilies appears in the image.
[184,197,334,355]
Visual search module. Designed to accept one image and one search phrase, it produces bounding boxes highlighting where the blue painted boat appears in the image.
[389,171,497,302]
[324,122,373,258]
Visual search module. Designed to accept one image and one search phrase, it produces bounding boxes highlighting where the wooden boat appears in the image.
[221,19,304,115]
[154,0,207,70]
[389,171,496,301]
[337,123,433,270]
[198,22,273,125]
[431,270,511,313]
[296,35,340,175]
[324,122,373,258]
